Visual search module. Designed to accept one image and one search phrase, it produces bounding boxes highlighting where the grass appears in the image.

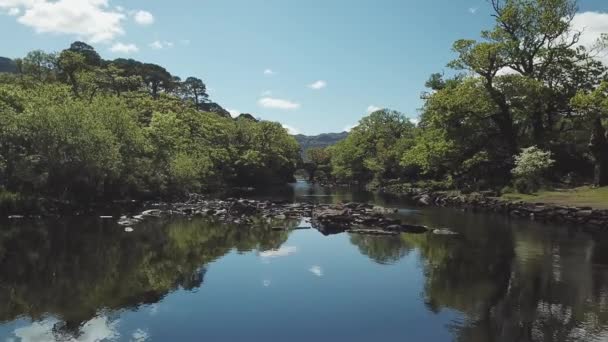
[500,186,608,209]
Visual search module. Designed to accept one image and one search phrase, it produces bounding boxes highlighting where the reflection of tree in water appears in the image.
[406,216,608,342]
[349,234,414,264]
[0,216,292,338]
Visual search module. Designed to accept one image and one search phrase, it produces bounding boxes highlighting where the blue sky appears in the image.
[1,0,607,135]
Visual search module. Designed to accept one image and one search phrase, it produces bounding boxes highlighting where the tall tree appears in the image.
[572,82,608,186]
[68,41,102,67]
[183,77,209,107]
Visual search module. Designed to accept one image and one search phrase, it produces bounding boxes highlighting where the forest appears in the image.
[0,42,301,207]
[305,0,608,195]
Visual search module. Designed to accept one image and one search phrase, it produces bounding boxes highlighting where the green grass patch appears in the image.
[500,186,608,209]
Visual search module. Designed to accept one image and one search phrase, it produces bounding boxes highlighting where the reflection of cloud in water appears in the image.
[263,279,271,287]
[259,246,297,258]
[148,303,159,316]
[14,315,118,342]
[309,265,323,277]
[131,329,149,342]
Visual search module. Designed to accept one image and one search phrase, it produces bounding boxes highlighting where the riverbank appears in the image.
[381,185,608,230]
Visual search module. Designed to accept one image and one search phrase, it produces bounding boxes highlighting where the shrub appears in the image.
[511,146,555,193]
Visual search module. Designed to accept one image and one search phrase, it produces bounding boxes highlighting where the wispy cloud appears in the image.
[343,123,358,132]
[261,90,272,96]
[367,105,381,113]
[109,42,138,54]
[227,108,241,118]
[263,69,276,76]
[258,97,300,110]
[149,40,173,49]
[7,7,20,16]
[282,124,299,135]
[468,7,478,14]
[308,80,327,90]
[133,10,154,25]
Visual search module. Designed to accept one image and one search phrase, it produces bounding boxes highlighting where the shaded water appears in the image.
[2,181,608,341]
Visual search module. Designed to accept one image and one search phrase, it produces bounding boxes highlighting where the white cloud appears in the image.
[259,246,297,258]
[468,7,478,14]
[258,97,300,110]
[109,42,138,54]
[149,40,163,49]
[571,11,608,64]
[227,108,241,118]
[4,0,127,43]
[409,117,420,125]
[308,80,327,90]
[367,105,381,113]
[282,124,299,135]
[149,40,173,49]
[262,279,271,287]
[7,7,19,15]
[263,69,275,76]
[343,123,358,132]
[309,265,323,277]
[133,9,154,25]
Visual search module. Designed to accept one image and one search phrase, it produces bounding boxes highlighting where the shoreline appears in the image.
[380,187,608,230]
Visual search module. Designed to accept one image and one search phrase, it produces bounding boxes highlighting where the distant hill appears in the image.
[0,57,17,74]
[293,132,349,154]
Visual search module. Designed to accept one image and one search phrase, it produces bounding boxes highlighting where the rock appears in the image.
[141,209,164,218]
[99,215,113,219]
[385,224,429,234]
[124,227,134,232]
[418,194,432,206]
[372,206,398,214]
[117,216,141,226]
[432,228,459,235]
[349,229,398,236]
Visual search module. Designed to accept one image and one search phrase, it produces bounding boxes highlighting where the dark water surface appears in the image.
[2,181,608,342]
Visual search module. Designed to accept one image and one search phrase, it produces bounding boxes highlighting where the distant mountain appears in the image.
[293,132,349,153]
[0,57,17,74]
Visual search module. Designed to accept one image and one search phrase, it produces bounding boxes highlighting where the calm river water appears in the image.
[1,181,608,341]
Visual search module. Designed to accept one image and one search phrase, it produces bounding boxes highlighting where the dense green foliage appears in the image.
[311,0,608,191]
[0,42,300,202]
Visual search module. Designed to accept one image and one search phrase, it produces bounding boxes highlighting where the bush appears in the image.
[513,177,538,194]
[511,146,555,194]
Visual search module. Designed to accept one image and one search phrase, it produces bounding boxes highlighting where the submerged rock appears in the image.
[349,229,398,236]
[432,228,459,235]
[385,224,429,234]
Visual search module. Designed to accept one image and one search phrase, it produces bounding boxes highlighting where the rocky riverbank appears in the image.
[388,188,608,230]
[115,195,455,237]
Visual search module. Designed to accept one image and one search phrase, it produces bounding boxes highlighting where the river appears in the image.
[1,181,608,342]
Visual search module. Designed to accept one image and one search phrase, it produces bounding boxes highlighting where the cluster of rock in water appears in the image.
[117,196,457,236]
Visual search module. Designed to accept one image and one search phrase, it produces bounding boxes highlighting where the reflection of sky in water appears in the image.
[12,316,121,342]
[309,265,323,277]
[3,182,608,341]
[258,246,297,258]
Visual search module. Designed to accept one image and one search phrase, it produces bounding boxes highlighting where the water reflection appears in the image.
[2,183,608,341]
[0,216,294,340]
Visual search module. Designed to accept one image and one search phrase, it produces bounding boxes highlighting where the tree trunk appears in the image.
[589,117,608,187]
